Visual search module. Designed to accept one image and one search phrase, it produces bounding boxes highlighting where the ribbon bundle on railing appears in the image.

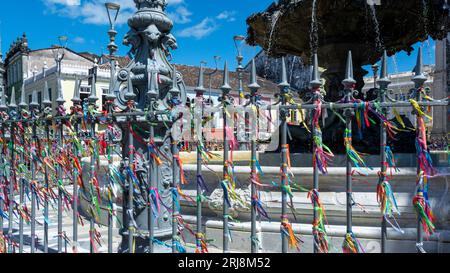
[355,102,374,140]
[195,232,209,253]
[308,189,329,253]
[413,172,435,236]
[313,100,334,174]
[281,217,302,251]
[410,99,436,238]
[342,232,364,253]
[410,99,435,176]
[377,175,403,233]
[344,129,371,174]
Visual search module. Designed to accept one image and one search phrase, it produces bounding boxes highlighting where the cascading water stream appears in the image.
[367,2,384,52]
[391,54,402,96]
[422,0,429,36]
[264,9,283,78]
[310,0,319,60]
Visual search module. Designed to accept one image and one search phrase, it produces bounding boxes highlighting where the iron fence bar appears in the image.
[221,62,231,253]
[0,121,4,248]
[194,64,206,253]
[72,116,79,253]
[17,86,27,254]
[309,54,323,254]
[30,102,38,254]
[196,99,204,253]
[378,51,390,254]
[311,92,320,254]
[248,59,259,254]
[123,73,137,253]
[43,120,51,253]
[70,79,82,254]
[279,57,289,253]
[90,116,96,254]
[147,119,157,253]
[127,106,135,254]
[171,133,179,253]
[106,109,114,254]
[8,118,16,253]
[57,118,64,253]
[171,69,181,254]
[147,104,155,254]
[18,120,26,253]
[379,104,388,253]
[344,109,354,236]
[87,64,100,254]
[413,53,426,253]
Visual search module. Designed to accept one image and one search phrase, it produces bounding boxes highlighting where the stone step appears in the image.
[179,215,450,253]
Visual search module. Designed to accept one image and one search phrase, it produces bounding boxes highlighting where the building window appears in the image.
[80,86,91,104]
[38,92,42,106]
[48,88,52,102]
[28,94,32,104]
[80,86,91,94]
[102,88,109,112]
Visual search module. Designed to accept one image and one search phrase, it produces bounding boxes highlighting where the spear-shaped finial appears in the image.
[19,82,28,109]
[412,46,427,86]
[43,81,52,107]
[9,87,17,109]
[30,90,39,108]
[310,53,322,89]
[125,70,136,101]
[377,50,391,89]
[0,87,7,111]
[248,58,260,92]
[56,76,65,105]
[342,50,356,88]
[169,66,181,97]
[88,68,99,104]
[221,61,232,94]
[195,62,206,95]
[278,56,290,89]
[146,59,158,99]
[71,78,81,104]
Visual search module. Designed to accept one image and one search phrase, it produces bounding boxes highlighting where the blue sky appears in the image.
[0,0,437,74]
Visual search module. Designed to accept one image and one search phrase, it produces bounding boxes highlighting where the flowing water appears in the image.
[391,54,402,95]
[290,56,298,84]
[310,0,319,60]
[264,9,283,78]
[367,2,384,52]
[422,0,429,36]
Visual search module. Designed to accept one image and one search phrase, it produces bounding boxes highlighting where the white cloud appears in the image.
[73,36,86,44]
[176,10,238,40]
[176,18,217,39]
[167,6,192,24]
[42,0,189,26]
[216,10,236,22]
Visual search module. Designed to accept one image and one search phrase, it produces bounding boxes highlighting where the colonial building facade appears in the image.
[2,35,280,140]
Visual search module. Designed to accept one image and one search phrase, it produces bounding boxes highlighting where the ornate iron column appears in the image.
[114,0,186,253]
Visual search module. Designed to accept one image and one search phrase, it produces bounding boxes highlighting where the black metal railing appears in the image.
[0,48,448,254]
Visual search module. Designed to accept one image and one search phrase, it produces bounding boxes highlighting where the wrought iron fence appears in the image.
[0,44,448,254]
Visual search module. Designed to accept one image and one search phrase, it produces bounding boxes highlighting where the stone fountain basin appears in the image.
[246,0,450,65]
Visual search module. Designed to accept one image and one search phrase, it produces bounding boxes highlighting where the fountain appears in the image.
[246,0,450,99]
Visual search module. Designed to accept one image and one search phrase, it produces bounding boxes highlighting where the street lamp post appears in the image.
[233,35,245,104]
[105,2,120,253]
[51,35,67,253]
[52,36,68,77]
[233,35,247,150]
